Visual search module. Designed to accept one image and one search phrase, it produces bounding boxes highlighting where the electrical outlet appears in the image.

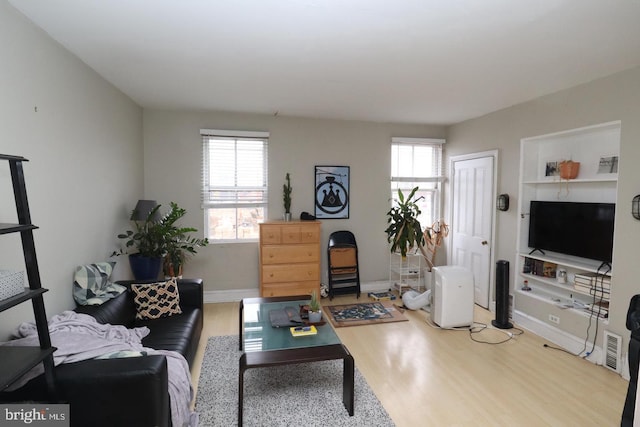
[549,314,560,324]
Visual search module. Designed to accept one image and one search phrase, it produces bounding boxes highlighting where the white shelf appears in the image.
[515,288,608,324]
[523,177,618,185]
[517,251,612,276]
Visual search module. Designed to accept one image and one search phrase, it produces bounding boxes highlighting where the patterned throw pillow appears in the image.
[73,262,126,306]
[131,279,182,320]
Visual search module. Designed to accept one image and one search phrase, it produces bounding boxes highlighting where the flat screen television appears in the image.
[528,201,615,263]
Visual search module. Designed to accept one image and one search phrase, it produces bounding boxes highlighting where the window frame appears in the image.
[200,129,269,243]
[390,137,445,230]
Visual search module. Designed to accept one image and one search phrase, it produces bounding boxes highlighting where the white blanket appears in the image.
[2,311,198,427]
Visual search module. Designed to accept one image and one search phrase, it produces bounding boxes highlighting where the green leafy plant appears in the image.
[283,172,292,214]
[385,187,425,258]
[112,202,208,261]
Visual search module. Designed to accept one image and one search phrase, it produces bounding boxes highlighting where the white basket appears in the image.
[0,270,26,300]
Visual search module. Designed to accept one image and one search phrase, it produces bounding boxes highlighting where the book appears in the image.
[574,276,611,285]
[290,325,318,337]
[573,283,593,293]
[574,282,610,300]
[574,272,611,283]
[586,300,609,314]
[585,309,609,319]
[368,291,397,301]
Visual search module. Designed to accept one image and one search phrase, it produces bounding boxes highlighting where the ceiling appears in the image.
[8,0,640,125]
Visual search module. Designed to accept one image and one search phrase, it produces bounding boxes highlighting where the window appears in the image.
[390,137,444,229]
[201,129,269,241]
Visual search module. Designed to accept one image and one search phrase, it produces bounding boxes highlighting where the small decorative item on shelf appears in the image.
[308,290,322,323]
[559,160,580,180]
[283,172,292,221]
[522,280,531,291]
[557,269,568,284]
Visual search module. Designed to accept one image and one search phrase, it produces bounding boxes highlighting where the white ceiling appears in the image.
[8,0,640,125]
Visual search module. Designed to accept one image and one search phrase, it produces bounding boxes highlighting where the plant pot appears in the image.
[283,212,292,222]
[163,257,183,279]
[308,310,322,323]
[129,254,162,281]
[559,160,580,179]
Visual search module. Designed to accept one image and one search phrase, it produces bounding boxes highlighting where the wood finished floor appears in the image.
[190,295,628,426]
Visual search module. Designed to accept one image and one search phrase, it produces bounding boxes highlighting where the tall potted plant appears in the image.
[283,172,292,221]
[385,187,425,258]
[112,202,208,280]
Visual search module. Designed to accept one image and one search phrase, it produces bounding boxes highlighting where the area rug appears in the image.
[325,301,408,328]
[195,335,395,427]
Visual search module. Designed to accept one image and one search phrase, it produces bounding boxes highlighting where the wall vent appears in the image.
[604,330,622,373]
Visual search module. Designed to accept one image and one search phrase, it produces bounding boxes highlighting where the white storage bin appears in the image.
[0,270,26,300]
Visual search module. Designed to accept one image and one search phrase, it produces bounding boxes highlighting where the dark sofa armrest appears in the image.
[3,356,170,427]
[59,356,170,427]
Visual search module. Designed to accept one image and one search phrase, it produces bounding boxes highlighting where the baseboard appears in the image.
[513,310,603,365]
[203,280,393,304]
[204,288,260,303]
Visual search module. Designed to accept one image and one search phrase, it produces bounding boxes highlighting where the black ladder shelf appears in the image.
[0,154,56,396]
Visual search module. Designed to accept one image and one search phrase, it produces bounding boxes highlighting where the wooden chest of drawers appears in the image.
[259,221,321,297]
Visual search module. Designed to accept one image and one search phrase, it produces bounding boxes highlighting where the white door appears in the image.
[450,155,495,308]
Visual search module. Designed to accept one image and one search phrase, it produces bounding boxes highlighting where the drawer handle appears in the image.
[269,254,274,258]
[269,273,274,278]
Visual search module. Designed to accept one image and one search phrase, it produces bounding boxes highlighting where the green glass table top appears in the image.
[242,299,340,352]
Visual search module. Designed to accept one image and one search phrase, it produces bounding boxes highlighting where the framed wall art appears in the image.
[314,165,350,219]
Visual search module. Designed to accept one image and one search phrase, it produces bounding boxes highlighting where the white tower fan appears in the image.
[431,265,475,328]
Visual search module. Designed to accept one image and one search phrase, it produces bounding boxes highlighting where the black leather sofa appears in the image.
[1,278,203,427]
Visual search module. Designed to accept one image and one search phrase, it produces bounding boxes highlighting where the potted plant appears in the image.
[385,187,426,258]
[163,226,209,279]
[112,202,208,280]
[308,290,322,323]
[283,172,292,221]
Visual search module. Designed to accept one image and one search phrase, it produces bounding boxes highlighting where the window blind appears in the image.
[201,130,269,209]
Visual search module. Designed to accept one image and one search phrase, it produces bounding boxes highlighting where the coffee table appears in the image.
[238,295,354,425]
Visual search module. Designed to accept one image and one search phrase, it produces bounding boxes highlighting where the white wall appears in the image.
[0,1,143,339]
[446,66,640,350]
[142,109,445,292]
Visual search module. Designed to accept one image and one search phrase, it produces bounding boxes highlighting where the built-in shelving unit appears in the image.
[0,154,56,396]
[513,122,620,358]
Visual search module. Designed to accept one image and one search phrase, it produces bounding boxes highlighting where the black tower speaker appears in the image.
[492,260,513,329]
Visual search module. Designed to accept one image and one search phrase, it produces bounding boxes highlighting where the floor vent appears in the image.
[604,331,622,373]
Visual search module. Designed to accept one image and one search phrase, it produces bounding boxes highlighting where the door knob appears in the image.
[481,241,488,245]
